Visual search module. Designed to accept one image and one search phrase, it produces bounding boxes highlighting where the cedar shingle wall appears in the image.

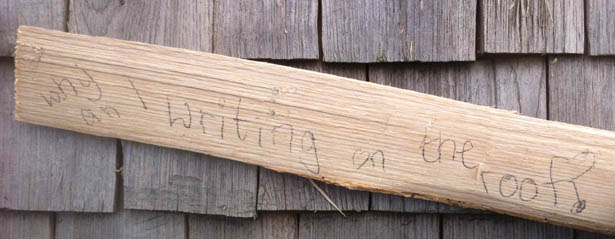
[1,0,614,238]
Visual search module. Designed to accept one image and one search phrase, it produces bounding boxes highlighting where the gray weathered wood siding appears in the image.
[0,211,53,239]
[369,58,547,118]
[57,210,185,239]
[322,0,477,62]
[299,212,440,239]
[586,0,615,55]
[2,0,615,238]
[214,0,319,59]
[0,58,118,212]
[190,212,298,239]
[0,0,67,56]
[442,214,573,239]
[258,169,368,211]
[68,0,213,52]
[122,141,258,217]
[549,56,615,130]
[479,0,584,54]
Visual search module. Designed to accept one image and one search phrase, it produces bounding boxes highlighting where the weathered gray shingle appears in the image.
[549,55,615,136]
[370,194,440,213]
[0,58,118,212]
[69,0,213,52]
[258,169,368,211]
[122,141,257,217]
[189,212,298,239]
[299,212,440,239]
[0,211,53,239]
[214,0,319,59]
[0,0,67,56]
[443,214,574,239]
[369,58,546,117]
[586,0,615,55]
[57,210,185,239]
[322,0,477,62]
[479,0,584,54]
[576,230,615,239]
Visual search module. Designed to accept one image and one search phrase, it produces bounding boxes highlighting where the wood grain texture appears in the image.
[68,0,212,52]
[189,212,297,239]
[14,27,615,234]
[549,55,615,239]
[0,57,117,212]
[213,0,318,59]
[371,193,440,213]
[0,0,67,56]
[69,0,259,216]
[299,212,439,239]
[270,61,367,81]
[369,58,547,118]
[0,211,53,239]
[576,230,615,239]
[258,61,368,211]
[442,214,573,239]
[549,56,614,131]
[123,141,257,217]
[479,0,584,54]
[56,210,185,239]
[258,169,368,211]
[321,0,476,62]
[370,57,547,213]
[586,0,615,55]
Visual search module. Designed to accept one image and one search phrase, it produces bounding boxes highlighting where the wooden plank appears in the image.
[258,61,368,211]
[122,141,257,217]
[13,27,615,234]
[299,212,439,239]
[189,212,297,239]
[69,0,259,216]
[586,0,615,55]
[479,0,584,54]
[442,214,573,239]
[0,57,117,212]
[213,0,318,59]
[548,56,614,130]
[0,0,67,56]
[370,57,547,213]
[56,210,185,239]
[68,0,212,51]
[549,55,615,238]
[0,211,53,239]
[321,0,476,62]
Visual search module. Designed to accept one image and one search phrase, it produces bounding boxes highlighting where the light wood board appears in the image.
[13,26,615,234]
